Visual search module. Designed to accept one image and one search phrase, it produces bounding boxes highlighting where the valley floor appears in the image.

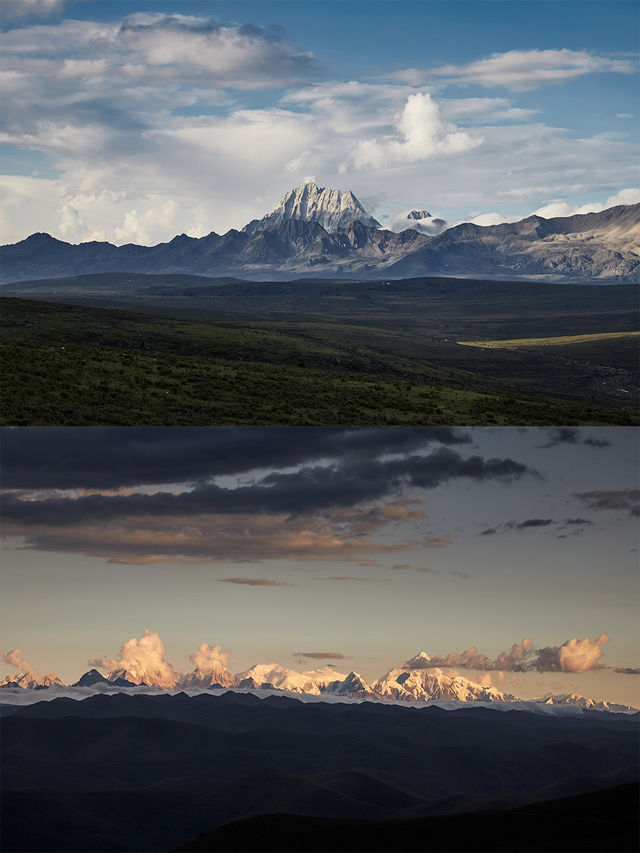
[1,277,638,426]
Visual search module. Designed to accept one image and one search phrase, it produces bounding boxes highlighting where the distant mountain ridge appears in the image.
[2,650,636,713]
[1,194,638,283]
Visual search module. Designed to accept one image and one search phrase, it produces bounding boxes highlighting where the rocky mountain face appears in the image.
[243,180,381,234]
[1,200,638,283]
[387,204,640,281]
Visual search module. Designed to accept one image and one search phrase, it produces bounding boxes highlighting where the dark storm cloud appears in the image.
[220,578,285,587]
[538,428,610,449]
[0,427,470,491]
[574,490,640,516]
[563,518,593,526]
[614,667,640,675]
[1,445,537,528]
[512,518,554,529]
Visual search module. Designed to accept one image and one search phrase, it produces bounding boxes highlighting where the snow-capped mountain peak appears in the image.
[373,655,517,704]
[405,650,432,667]
[236,662,348,694]
[537,692,636,714]
[244,181,381,234]
[0,671,63,689]
[179,661,238,689]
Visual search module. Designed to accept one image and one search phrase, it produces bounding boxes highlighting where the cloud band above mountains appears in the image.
[414,634,610,674]
[0,428,538,566]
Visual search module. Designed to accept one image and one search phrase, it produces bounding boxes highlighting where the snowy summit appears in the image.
[244,180,381,234]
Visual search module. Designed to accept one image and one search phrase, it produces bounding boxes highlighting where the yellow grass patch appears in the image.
[457,331,640,349]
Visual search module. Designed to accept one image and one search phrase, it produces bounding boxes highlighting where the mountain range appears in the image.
[1,651,634,713]
[1,182,638,283]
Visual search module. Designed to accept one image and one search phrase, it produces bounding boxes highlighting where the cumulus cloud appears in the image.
[89,629,178,687]
[348,93,481,171]
[189,642,231,671]
[536,633,610,674]
[394,49,637,91]
[418,634,610,673]
[1,648,39,677]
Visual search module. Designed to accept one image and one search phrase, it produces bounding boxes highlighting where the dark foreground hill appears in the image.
[1,692,638,852]
[174,783,640,852]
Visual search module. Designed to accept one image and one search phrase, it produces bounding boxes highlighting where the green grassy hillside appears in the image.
[2,297,636,425]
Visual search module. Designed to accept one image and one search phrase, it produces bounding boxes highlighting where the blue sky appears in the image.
[1,427,638,705]
[0,0,638,244]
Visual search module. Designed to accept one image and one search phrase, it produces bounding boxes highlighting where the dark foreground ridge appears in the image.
[1,691,638,852]
[174,783,640,852]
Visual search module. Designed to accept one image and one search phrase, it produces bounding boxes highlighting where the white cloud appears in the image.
[89,629,178,688]
[556,633,609,674]
[347,93,482,171]
[534,187,640,219]
[1,648,39,677]
[391,49,637,91]
[0,0,68,20]
[0,14,638,245]
[189,642,232,672]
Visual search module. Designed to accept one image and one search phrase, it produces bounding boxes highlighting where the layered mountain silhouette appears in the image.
[1,691,638,852]
[1,183,638,283]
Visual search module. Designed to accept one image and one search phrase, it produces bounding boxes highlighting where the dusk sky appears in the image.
[1,0,638,244]
[1,426,638,705]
